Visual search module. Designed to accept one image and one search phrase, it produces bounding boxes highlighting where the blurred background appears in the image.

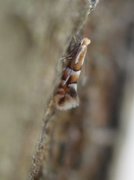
[0,0,134,180]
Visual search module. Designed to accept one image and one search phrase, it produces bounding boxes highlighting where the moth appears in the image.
[54,37,91,110]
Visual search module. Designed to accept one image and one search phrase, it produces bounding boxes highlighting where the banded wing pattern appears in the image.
[54,37,91,110]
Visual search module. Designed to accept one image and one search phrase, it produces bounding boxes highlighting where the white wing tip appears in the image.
[54,94,79,111]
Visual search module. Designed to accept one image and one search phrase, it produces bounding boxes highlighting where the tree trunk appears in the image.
[0,0,134,180]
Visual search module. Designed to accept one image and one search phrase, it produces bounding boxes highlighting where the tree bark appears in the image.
[0,0,134,180]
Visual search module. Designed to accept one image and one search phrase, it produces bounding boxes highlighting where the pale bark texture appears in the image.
[0,0,134,180]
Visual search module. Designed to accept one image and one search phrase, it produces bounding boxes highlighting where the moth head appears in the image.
[81,38,91,46]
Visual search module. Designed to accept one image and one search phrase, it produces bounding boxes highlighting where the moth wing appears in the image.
[74,46,83,64]
[63,68,73,85]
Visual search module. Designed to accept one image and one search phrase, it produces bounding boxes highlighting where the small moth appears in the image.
[54,37,91,110]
